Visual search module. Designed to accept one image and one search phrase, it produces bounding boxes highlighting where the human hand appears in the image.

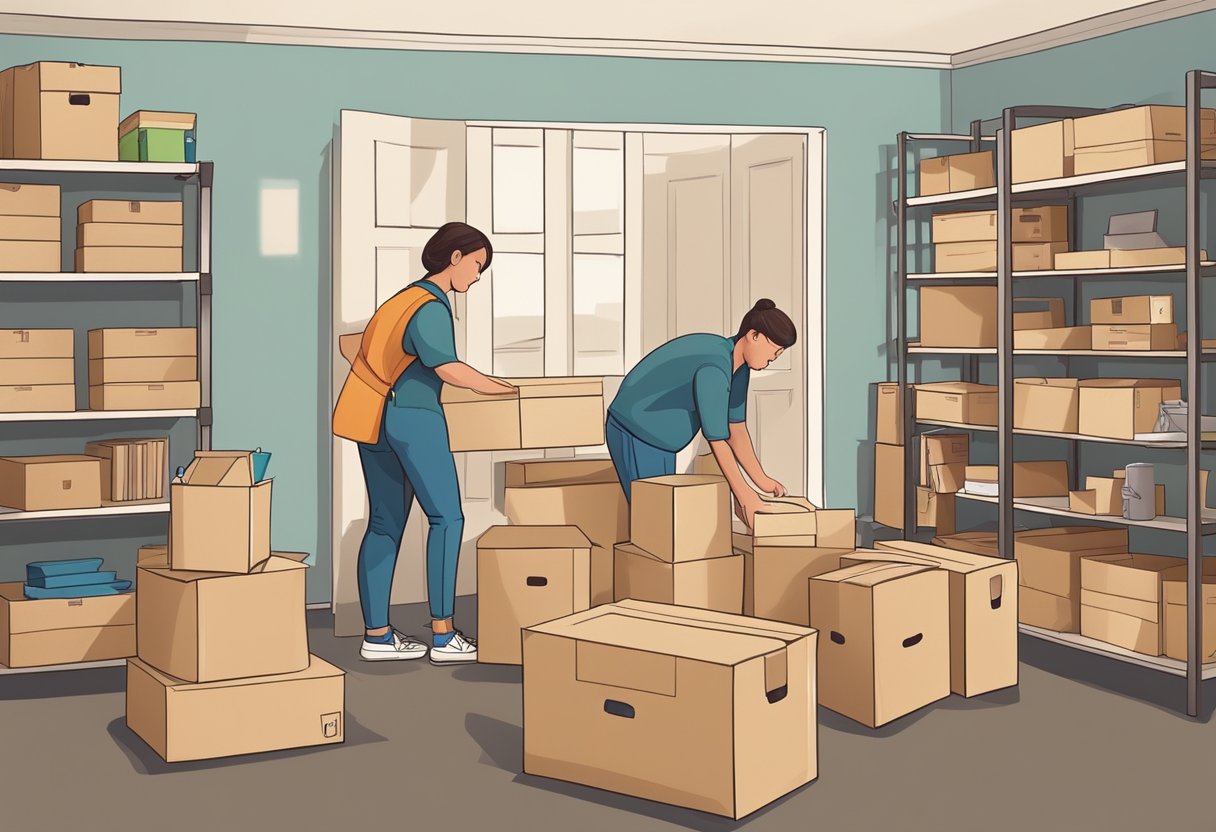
[757,476,788,498]
[736,491,766,531]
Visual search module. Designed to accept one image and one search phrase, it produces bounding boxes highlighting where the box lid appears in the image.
[873,540,1011,573]
[1015,377,1080,391]
[180,451,259,487]
[636,474,724,490]
[130,654,344,692]
[21,61,121,93]
[748,497,817,539]
[0,454,99,466]
[440,376,602,404]
[142,552,309,583]
[916,382,998,395]
[504,458,617,488]
[1082,553,1185,599]
[1078,378,1180,390]
[478,525,591,550]
[812,561,937,588]
[119,110,197,135]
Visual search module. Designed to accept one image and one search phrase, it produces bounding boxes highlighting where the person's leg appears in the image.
[606,414,677,502]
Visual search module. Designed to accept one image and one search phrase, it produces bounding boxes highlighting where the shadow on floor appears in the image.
[0,666,125,700]
[106,713,388,775]
[452,664,522,685]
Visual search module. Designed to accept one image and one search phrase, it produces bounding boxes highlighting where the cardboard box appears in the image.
[1,62,121,160]
[613,543,743,614]
[810,562,950,727]
[915,382,998,426]
[1069,473,1165,517]
[1080,553,1189,654]
[77,199,183,225]
[1162,573,1216,662]
[732,497,856,550]
[0,581,133,667]
[918,487,957,534]
[1020,586,1075,631]
[0,328,72,359]
[919,151,994,196]
[630,474,731,562]
[136,552,310,683]
[0,239,59,271]
[1012,119,1074,184]
[88,328,197,359]
[1060,248,1203,269]
[932,242,1070,273]
[1014,377,1079,433]
[919,433,968,493]
[0,384,74,413]
[77,222,183,248]
[739,541,849,623]
[522,600,817,820]
[1078,378,1182,439]
[1054,250,1113,270]
[1091,324,1178,351]
[170,451,272,574]
[873,443,905,529]
[875,382,903,445]
[857,541,1019,697]
[126,655,345,763]
[918,285,995,346]
[930,206,1069,244]
[477,525,592,665]
[89,381,201,411]
[0,357,73,386]
[88,356,197,385]
[1013,297,1066,330]
[1090,295,1173,325]
[0,182,59,216]
[1014,326,1092,351]
[442,377,605,452]
[76,246,183,273]
[0,215,60,240]
[1073,140,1216,174]
[963,461,1068,498]
[1072,105,1216,148]
[0,454,101,511]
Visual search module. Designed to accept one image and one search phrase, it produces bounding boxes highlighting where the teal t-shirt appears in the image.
[608,333,750,452]
[390,280,459,413]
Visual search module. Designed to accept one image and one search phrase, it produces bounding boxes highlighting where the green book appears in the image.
[119,127,187,163]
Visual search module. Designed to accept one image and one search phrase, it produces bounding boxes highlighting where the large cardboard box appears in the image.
[1078,378,1182,439]
[77,222,184,248]
[0,215,60,240]
[918,285,995,346]
[136,552,309,683]
[915,382,998,426]
[736,537,849,623]
[0,454,101,511]
[522,600,817,819]
[88,356,197,385]
[1072,105,1216,148]
[1073,141,1216,174]
[75,246,183,273]
[1020,586,1076,631]
[0,581,133,667]
[1162,573,1216,663]
[732,496,856,551]
[1080,553,1186,655]
[1012,527,1129,632]
[1014,377,1080,434]
[170,451,272,574]
[0,239,59,271]
[442,377,604,452]
[613,543,743,614]
[810,562,950,727]
[630,474,731,562]
[1091,324,1178,351]
[1014,326,1092,351]
[126,655,345,763]
[1012,119,1074,184]
[859,541,1019,697]
[0,327,72,359]
[89,381,201,411]
[918,151,994,196]
[88,327,196,359]
[933,242,1070,273]
[77,199,183,225]
[0,384,75,413]
[1,62,121,161]
[930,206,1069,244]
[0,357,73,386]
[477,525,592,665]
[875,382,903,445]
[963,461,1069,498]
[1091,295,1173,325]
[0,182,59,216]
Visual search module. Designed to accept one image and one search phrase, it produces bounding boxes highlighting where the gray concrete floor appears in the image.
[1,597,1212,832]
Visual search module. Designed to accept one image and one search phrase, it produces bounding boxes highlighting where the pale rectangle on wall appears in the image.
[259,181,299,256]
[573,253,625,376]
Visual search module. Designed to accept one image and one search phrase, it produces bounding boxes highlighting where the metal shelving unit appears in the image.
[892,73,1214,717]
[0,160,213,676]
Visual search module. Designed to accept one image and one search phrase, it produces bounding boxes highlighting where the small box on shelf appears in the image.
[918,151,994,196]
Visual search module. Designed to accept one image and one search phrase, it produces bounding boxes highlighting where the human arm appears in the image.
[408,303,515,396]
[435,362,516,396]
[694,366,766,528]
[727,421,787,497]
[708,439,766,530]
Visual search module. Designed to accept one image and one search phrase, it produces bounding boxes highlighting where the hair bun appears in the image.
[752,298,776,311]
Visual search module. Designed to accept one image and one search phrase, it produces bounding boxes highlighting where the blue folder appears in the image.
[26,558,104,582]
[26,571,119,590]
[23,581,132,600]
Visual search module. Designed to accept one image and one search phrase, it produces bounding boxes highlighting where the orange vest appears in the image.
[332,285,438,444]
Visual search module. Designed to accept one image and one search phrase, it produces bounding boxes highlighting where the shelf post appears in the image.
[996,113,1015,559]
[1184,70,1204,719]
[198,161,214,452]
[897,132,916,537]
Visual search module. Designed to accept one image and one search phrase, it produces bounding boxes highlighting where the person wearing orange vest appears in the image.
[333,222,514,664]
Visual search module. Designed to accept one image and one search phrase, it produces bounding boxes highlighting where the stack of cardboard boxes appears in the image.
[88,327,200,410]
[76,199,184,274]
[1090,294,1177,352]
[126,450,345,763]
[930,206,1070,273]
[0,328,74,413]
[0,183,59,273]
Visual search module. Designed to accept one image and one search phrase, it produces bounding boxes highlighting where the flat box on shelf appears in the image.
[1072,105,1216,148]
[0,581,133,667]
[1090,295,1173,325]
[0,182,59,216]
[0,215,60,241]
[0,357,73,386]
[136,552,310,683]
[613,543,744,614]
[88,356,197,385]
[1011,119,1074,184]
[963,461,1069,498]
[77,199,183,226]
[476,525,592,666]
[77,222,184,248]
[918,151,994,196]
[442,377,604,452]
[930,206,1069,244]
[0,62,121,161]
[1078,378,1182,439]
[522,600,817,820]
[875,382,903,445]
[1013,297,1065,331]
[0,328,72,359]
[170,451,272,574]
[126,655,345,764]
[1013,326,1092,351]
[932,242,1070,273]
[120,127,191,164]
[76,246,183,273]
[0,454,101,511]
[1013,527,1129,632]
[89,381,201,411]
[918,285,995,346]
[1073,140,1216,175]
[1091,324,1178,351]
[740,542,849,623]
[1162,573,1216,663]
[0,240,59,272]
[1014,377,1080,434]
[1080,553,1188,655]
[1056,247,1204,270]
[88,328,197,359]
[915,382,998,426]
[0,384,74,413]
[857,542,1019,697]
[630,474,731,562]
[811,562,950,727]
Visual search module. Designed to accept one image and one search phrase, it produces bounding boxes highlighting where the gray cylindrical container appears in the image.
[1122,463,1157,521]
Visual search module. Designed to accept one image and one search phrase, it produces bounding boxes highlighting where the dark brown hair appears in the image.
[735,299,797,348]
[421,222,493,277]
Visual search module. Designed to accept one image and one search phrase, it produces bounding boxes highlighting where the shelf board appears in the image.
[907,345,1216,358]
[909,262,1216,281]
[914,418,1206,448]
[0,160,198,175]
[908,346,996,355]
[0,658,127,676]
[0,272,200,283]
[0,500,169,523]
[1019,624,1216,680]
[0,409,197,423]
[955,491,1216,533]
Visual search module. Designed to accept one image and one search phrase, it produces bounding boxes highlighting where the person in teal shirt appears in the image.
[607,299,797,529]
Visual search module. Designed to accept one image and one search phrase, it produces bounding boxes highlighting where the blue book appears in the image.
[23,581,132,600]
[26,571,119,590]
[26,558,104,582]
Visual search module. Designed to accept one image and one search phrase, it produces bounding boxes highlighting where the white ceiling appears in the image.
[0,0,1207,66]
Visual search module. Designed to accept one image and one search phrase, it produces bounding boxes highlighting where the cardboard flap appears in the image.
[874,539,1010,572]
[182,451,255,486]
[814,561,936,587]
[253,552,312,573]
[555,612,792,666]
[30,61,122,94]
[576,641,676,696]
[750,497,817,539]
[504,458,617,488]
[513,377,603,399]
[478,525,591,551]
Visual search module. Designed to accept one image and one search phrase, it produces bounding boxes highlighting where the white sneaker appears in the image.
[360,630,429,661]
[429,631,477,664]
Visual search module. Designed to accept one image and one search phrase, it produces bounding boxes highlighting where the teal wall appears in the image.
[0,33,948,602]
